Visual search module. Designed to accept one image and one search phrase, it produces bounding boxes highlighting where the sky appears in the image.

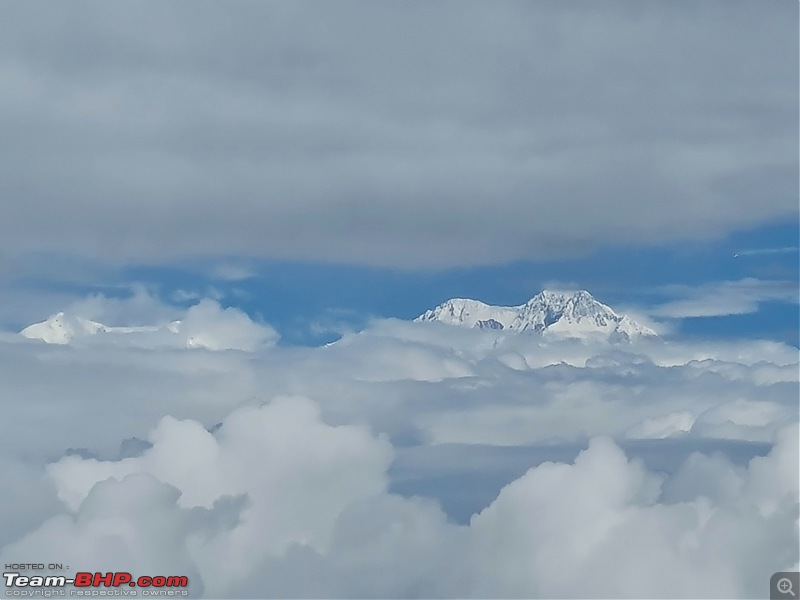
[0,2,798,599]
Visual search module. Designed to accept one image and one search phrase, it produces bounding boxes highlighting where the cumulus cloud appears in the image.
[4,407,796,598]
[466,426,798,599]
[1,474,209,596]
[24,397,392,597]
[179,299,278,351]
[0,2,796,269]
[0,305,797,597]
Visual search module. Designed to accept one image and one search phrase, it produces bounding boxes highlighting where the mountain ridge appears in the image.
[19,312,169,344]
[415,290,657,341]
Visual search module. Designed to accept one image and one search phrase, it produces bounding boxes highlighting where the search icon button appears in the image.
[772,572,799,599]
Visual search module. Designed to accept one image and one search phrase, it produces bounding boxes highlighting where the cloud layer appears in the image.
[1,294,797,598]
[1,2,797,268]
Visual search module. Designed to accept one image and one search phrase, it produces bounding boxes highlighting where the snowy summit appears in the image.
[18,301,278,351]
[415,290,658,341]
[19,312,183,345]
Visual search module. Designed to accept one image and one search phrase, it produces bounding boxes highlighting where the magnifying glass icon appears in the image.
[777,578,796,597]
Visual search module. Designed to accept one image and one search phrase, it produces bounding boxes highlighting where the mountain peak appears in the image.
[20,312,177,346]
[415,290,657,341]
[19,303,277,351]
[20,312,106,344]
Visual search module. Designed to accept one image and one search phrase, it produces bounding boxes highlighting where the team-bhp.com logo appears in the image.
[4,571,189,597]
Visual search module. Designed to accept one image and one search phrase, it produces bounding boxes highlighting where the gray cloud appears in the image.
[1,1,796,268]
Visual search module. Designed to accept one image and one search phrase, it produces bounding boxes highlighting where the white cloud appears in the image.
[735,246,798,257]
[209,264,257,282]
[171,287,224,303]
[0,473,209,596]
[623,410,695,439]
[651,278,799,319]
[179,299,278,351]
[34,396,393,597]
[465,426,798,598]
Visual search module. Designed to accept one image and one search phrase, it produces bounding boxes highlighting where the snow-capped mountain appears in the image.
[20,312,180,345]
[19,301,277,351]
[415,290,657,341]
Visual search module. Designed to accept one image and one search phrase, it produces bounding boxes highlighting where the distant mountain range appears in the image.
[19,312,222,349]
[20,312,168,344]
[415,290,657,341]
[20,290,656,347]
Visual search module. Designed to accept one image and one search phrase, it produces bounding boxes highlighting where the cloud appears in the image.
[735,246,798,257]
[179,299,278,350]
[171,287,224,303]
[209,264,257,282]
[0,2,796,269]
[0,306,797,597]
[35,396,394,597]
[1,473,210,596]
[5,408,796,598]
[465,426,798,598]
[651,278,800,318]
[64,284,183,325]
